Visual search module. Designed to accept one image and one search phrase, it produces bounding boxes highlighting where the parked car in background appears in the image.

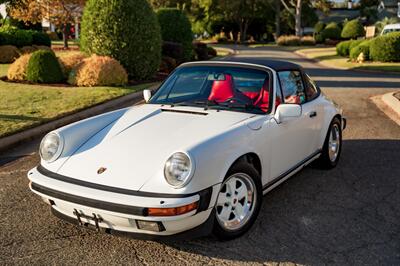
[381,23,400,35]
[27,58,346,240]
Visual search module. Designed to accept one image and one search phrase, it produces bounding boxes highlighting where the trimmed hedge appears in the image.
[32,31,51,46]
[0,27,51,47]
[7,53,32,81]
[370,32,400,62]
[0,45,20,63]
[322,22,341,40]
[81,0,162,80]
[349,40,371,61]
[26,50,64,83]
[162,41,184,61]
[336,40,353,56]
[157,8,193,61]
[349,39,364,50]
[341,19,365,39]
[277,35,301,46]
[314,22,325,34]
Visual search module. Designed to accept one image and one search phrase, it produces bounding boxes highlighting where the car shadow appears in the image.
[164,139,400,265]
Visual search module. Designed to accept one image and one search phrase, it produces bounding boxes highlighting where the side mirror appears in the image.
[274,104,301,124]
[143,89,152,103]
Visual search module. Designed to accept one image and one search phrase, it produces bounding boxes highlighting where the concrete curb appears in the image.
[0,88,150,153]
[382,91,400,117]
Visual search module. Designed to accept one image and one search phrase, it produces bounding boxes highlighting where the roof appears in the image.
[317,9,360,23]
[182,57,303,71]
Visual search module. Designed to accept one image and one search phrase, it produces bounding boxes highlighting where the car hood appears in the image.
[56,104,255,191]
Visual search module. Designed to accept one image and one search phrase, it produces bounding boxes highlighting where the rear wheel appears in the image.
[314,117,342,169]
[213,162,262,240]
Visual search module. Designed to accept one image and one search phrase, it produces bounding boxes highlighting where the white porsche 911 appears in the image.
[28,58,346,240]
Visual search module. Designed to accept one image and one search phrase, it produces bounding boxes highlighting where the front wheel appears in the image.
[314,117,342,169]
[213,162,262,240]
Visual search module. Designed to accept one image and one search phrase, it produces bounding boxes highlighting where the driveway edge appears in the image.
[371,92,400,126]
[0,89,148,152]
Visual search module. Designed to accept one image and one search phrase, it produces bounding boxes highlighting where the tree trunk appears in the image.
[62,24,69,49]
[295,0,302,37]
[275,0,281,38]
[239,19,249,43]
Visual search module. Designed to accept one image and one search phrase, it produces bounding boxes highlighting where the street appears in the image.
[1,46,399,265]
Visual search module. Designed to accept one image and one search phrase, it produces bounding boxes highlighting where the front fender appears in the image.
[41,107,129,172]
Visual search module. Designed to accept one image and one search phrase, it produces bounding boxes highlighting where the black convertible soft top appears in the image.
[182,57,303,72]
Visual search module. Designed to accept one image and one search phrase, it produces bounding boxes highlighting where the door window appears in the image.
[278,71,306,104]
[304,74,319,101]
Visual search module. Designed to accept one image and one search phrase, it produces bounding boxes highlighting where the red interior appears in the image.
[208,74,235,103]
[208,75,275,112]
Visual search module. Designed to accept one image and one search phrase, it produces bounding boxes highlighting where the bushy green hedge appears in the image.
[0,26,51,47]
[336,40,353,56]
[314,22,325,34]
[322,22,341,40]
[32,31,51,47]
[370,32,400,62]
[341,19,365,39]
[350,40,371,60]
[157,8,193,61]
[81,0,162,80]
[349,39,364,50]
[26,50,63,83]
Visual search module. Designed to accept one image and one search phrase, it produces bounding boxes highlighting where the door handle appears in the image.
[309,111,317,118]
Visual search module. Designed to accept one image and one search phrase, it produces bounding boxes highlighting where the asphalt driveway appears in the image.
[1,46,399,265]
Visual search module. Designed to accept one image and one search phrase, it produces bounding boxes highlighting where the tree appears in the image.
[280,0,331,36]
[8,0,85,48]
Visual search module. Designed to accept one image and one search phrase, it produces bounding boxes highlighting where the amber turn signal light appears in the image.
[148,201,198,216]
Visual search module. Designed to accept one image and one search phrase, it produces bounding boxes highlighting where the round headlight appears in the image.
[164,152,193,188]
[39,132,63,162]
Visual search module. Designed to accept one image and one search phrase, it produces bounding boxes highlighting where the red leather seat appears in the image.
[242,92,259,101]
[208,74,235,103]
[254,82,270,112]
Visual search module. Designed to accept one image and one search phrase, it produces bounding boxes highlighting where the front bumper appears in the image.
[27,166,220,240]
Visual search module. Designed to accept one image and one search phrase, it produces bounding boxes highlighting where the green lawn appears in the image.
[0,64,10,77]
[296,47,400,72]
[0,64,156,137]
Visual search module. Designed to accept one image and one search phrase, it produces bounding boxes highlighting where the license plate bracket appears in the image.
[73,209,103,231]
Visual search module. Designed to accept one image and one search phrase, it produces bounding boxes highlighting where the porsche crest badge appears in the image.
[97,167,107,174]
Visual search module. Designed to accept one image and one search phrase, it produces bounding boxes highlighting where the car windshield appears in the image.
[149,66,271,114]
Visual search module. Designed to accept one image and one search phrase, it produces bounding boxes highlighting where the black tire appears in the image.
[213,161,262,240]
[314,117,342,169]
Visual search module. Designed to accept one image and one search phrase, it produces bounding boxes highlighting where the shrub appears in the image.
[68,55,128,87]
[47,31,59,41]
[162,41,184,61]
[207,46,217,57]
[277,35,301,46]
[0,45,20,63]
[7,53,32,81]
[314,22,325,34]
[159,56,177,73]
[349,39,364,50]
[322,22,341,40]
[81,0,162,80]
[350,40,371,61]
[20,46,37,54]
[341,19,365,39]
[216,36,229,43]
[157,8,193,61]
[32,45,53,52]
[300,36,316,46]
[336,40,353,56]
[314,33,325,44]
[11,29,33,47]
[32,31,51,46]
[26,50,64,83]
[58,52,87,78]
[370,32,400,62]
[193,41,208,60]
